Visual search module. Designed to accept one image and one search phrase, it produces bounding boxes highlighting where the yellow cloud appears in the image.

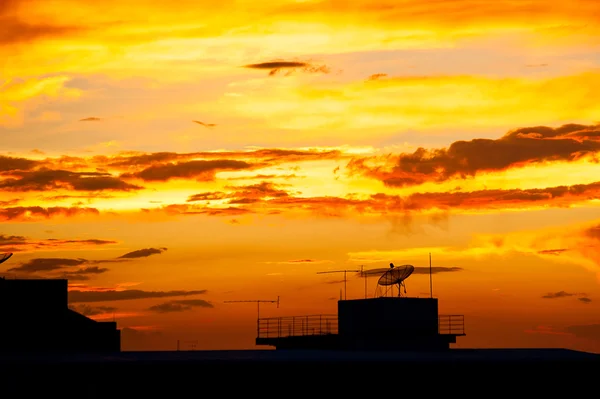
[0,76,81,126]
[226,72,600,136]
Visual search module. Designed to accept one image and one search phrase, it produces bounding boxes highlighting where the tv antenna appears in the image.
[375,263,415,297]
[0,253,13,265]
[317,269,360,300]
[224,297,280,336]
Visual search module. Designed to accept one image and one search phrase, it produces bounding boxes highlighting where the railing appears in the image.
[258,314,465,338]
[257,314,338,339]
[438,314,465,335]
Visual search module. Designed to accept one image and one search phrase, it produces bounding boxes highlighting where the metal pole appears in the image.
[362,265,367,299]
[344,270,347,300]
[429,252,433,298]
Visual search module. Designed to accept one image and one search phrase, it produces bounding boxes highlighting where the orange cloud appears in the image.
[0,234,117,253]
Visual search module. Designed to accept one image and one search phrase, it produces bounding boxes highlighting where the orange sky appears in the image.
[2,0,600,352]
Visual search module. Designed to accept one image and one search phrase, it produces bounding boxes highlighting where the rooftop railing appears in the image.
[438,314,465,335]
[257,314,465,339]
[257,314,338,339]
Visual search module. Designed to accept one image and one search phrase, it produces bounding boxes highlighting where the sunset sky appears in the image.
[2,0,600,352]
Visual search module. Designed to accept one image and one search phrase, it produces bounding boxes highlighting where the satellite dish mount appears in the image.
[375,263,414,298]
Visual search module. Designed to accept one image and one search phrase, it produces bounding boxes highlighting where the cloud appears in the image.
[358,266,463,277]
[0,235,117,252]
[578,297,592,303]
[565,324,600,340]
[121,160,255,182]
[187,181,290,204]
[69,304,117,316]
[541,291,588,299]
[79,117,102,122]
[192,120,216,128]
[367,73,388,81]
[0,155,41,172]
[60,266,110,281]
[117,247,167,259]
[148,176,600,221]
[68,289,208,303]
[347,123,600,187]
[0,206,99,221]
[244,61,330,76]
[0,169,143,192]
[7,258,88,273]
[537,248,569,256]
[148,299,214,313]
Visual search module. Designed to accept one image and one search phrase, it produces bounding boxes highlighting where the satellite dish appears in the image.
[376,264,414,297]
[0,253,13,265]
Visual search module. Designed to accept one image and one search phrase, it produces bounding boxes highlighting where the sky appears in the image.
[1,0,600,352]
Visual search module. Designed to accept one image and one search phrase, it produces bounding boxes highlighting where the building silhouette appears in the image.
[0,277,120,353]
[256,297,465,351]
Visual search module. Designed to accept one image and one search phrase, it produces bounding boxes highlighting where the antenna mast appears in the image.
[224,297,280,337]
[317,269,360,300]
[429,252,433,298]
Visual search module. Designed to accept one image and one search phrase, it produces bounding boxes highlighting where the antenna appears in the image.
[429,252,433,299]
[224,297,280,336]
[0,253,13,265]
[317,269,360,300]
[361,265,367,299]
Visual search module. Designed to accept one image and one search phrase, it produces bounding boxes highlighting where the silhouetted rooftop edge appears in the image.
[0,348,598,366]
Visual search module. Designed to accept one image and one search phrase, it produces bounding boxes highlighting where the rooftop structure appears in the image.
[0,253,120,353]
[255,262,465,350]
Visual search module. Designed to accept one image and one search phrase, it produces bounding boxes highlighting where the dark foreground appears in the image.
[1,348,597,396]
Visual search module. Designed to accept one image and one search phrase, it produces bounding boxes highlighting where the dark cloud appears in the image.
[565,324,600,340]
[155,204,254,216]
[0,206,99,221]
[122,160,254,182]
[347,123,600,187]
[358,266,463,277]
[541,291,588,299]
[148,299,214,313]
[244,60,330,76]
[0,235,116,252]
[578,297,592,303]
[188,181,290,204]
[192,120,216,128]
[0,169,143,192]
[0,199,20,206]
[7,258,88,273]
[245,61,307,69]
[117,247,167,259]
[537,248,569,255]
[69,304,117,316]
[0,155,40,172]
[68,289,207,303]
[93,148,343,170]
[79,117,102,121]
[584,224,600,240]
[367,73,388,81]
[156,177,600,220]
[61,266,110,281]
